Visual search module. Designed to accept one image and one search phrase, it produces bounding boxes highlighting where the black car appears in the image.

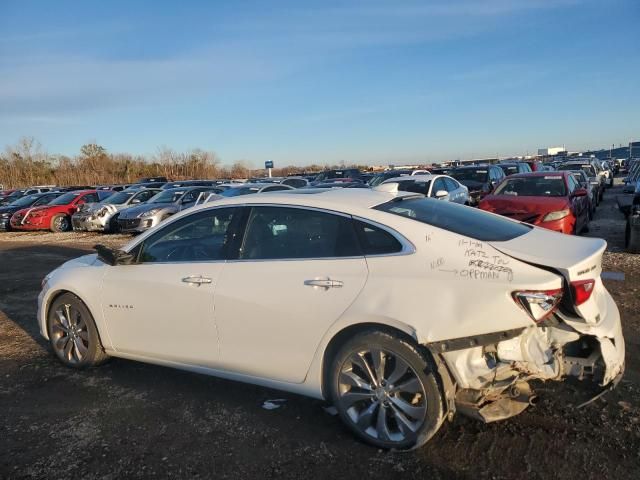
[497,163,532,176]
[450,165,506,206]
[311,169,364,184]
[160,180,220,190]
[137,176,168,183]
[626,191,640,253]
[0,192,62,231]
[429,167,455,175]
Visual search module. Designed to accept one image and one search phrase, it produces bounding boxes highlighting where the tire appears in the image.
[47,292,109,368]
[50,214,71,232]
[627,217,640,253]
[106,213,120,234]
[329,330,444,450]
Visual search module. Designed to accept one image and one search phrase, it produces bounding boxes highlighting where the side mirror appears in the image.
[434,190,448,199]
[94,244,135,266]
[131,198,141,204]
[573,188,588,197]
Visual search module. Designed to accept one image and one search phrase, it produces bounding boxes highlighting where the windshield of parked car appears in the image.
[557,164,595,177]
[498,165,519,175]
[375,197,530,241]
[98,192,133,205]
[220,187,260,197]
[10,194,43,207]
[147,190,186,203]
[451,169,489,183]
[493,176,567,197]
[314,170,355,182]
[368,171,412,187]
[49,192,81,205]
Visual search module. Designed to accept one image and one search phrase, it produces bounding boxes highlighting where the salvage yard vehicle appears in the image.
[569,170,598,218]
[557,161,604,203]
[478,172,590,235]
[10,190,113,232]
[0,191,62,231]
[117,186,222,233]
[38,187,624,450]
[72,188,161,233]
[450,165,506,206]
[0,186,55,206]
[381,174,468,204]
[496,162,532,177]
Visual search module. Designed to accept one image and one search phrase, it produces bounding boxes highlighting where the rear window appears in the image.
[374,197,530,241]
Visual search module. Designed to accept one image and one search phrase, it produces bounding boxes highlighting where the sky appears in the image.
[0,0,638,167]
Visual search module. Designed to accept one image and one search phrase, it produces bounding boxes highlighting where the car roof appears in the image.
[383,174,439,182]
[505,171,569,179]
[192,187,417,216]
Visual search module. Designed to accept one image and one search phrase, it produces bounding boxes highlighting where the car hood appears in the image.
[119,202,172,218]
[59,253,100,269]
[0,205,22,215]
[480,195,569,220]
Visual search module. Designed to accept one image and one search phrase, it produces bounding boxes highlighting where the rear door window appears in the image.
[375,198,530,241]
[240,207,362,260]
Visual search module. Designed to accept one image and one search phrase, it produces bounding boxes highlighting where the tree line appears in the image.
[0,137,367,188]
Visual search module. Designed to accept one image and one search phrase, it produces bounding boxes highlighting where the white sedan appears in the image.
[382,174,469,204]
[38,187,624,449]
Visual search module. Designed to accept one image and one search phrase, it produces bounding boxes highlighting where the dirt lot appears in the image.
[1,183,639,479]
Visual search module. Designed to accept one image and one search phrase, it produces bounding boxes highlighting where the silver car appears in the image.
[117,186,222,233]
[72,188,161,233]
[381,174,469,204]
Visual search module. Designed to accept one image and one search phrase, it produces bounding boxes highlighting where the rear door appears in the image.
[213,205,368,383]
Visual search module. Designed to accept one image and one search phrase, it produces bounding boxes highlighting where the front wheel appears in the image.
[329,330,444,450]
[50,214,71,232]
[47,293,109,368]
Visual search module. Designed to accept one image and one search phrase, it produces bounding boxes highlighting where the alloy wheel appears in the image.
[55,216,69,231]
[337,348,427,444]
[50,303,89,364]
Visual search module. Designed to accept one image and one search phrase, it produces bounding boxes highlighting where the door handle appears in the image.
[182,275,213,285]
[304,278,343,289]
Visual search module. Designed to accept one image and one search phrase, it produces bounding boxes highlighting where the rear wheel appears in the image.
[50,214,71,232]
[329,330,444,450]
[47,293,109,368]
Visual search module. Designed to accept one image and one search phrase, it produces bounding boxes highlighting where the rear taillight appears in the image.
[512,288,563,323]
[571,279,595,306]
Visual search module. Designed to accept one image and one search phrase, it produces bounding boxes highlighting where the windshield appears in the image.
[10,194,42,207]
[221,187,259,197]
[557,164,595,176]
[493,176,567,197]
[451,169,488,183]
[49,192,80,205]
[499,165,519,175]
[375,197,530,241]
[148,190,185,203]
[368,171,412,187]
[99,192,133,205]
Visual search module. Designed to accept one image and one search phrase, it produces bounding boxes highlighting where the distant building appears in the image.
[538,147,566,156]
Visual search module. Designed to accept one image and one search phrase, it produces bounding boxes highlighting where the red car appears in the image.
[10,189,111,232]
[478,171,590,235]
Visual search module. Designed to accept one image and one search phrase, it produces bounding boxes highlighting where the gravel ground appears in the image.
[1,182,639,479]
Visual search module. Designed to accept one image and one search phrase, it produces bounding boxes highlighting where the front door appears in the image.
[214,206,368,383]
[100,207,240,366]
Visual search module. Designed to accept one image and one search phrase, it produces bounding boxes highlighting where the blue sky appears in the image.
[0,0,638,167]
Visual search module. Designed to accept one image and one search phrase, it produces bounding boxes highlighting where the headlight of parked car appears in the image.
[139,208,162,218]
[0,212,10,218]
[543,209,570,222]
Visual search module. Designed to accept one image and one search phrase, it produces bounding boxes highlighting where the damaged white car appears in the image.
[38,186,624,449]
